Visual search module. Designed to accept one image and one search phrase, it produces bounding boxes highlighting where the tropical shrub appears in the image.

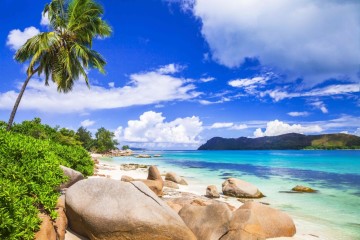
[0,128,93,238]
[0,129,66,239]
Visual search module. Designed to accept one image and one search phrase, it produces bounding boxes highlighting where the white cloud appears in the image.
[40,12,50,26]
[232,124,248,130]
[288,112,310,117]
[0,65,200,113]
[115,111,203,146]
[253,119,323,137]
[209,122,247,130]
[184,0,360,85]
[228,76,268,88]
[209,122,234,129]
[108,82,115,88]
[199,97,230,105]
[80,119,95,127]
[200,77,215,82]
[311,101,328,113]
[263,84,360,101]
[354,128,360,136]
[6,27,40,50]
[157,63,182,74]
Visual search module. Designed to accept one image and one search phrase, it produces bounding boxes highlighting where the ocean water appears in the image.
[109,150,360,240]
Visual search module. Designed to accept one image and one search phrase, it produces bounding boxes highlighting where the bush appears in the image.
[0,130,66,239]
[0,129,94,239]
[51,143,94,176]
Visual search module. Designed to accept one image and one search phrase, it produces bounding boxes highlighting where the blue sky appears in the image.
[0,0,359,149]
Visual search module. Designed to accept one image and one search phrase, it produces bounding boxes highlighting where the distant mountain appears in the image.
[198,133,360,150]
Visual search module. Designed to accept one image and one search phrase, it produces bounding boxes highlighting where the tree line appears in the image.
[1,118,118,153]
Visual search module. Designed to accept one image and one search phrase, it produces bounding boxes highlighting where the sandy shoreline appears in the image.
[82,155,327,240]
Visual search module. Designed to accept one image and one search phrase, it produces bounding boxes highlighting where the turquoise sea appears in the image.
[109,150,360,240]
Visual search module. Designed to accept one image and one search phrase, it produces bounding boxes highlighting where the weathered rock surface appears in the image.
[221,202,296,240]
[292,185,317,193]
[65,178,196,240]
[120,175,134,182]
[54,195,67,240]
[60,165,84,189]
[206,185,220,198]
[163,192,236,213]
[147,165,162,181]
[179,203,232,240]
[140,179,163,196]
[164,180,179,189]
[165,172,188,185]
[222,178,264,198]
[34,213,57,240]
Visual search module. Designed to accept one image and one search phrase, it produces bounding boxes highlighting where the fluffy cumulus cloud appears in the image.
[115,111,203,147]
[0,64,200,113]
[80,119,95,127]
[253,119,322,137]
[6,27,40,50]
[183,0,360,85]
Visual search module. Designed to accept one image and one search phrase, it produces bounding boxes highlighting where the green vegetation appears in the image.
[122,145,130,150]
[199,133,360,150]
[0,119,95,239]
[7,0,112,130]
[9,118,119,154]
[93,127,118,153]
[76,126,94,150]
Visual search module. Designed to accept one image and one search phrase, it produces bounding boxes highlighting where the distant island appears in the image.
[198,133,360,150]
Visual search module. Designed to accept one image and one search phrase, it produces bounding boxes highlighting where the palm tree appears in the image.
[6,0,111,130]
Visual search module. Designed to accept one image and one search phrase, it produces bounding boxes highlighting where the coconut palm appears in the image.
[7,0,111,130]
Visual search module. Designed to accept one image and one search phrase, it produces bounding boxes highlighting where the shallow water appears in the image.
[110,150,360,240]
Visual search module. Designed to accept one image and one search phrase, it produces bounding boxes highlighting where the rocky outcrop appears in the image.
[120,175,134,182]
[136,154,151,158]
[34,214,57,240]
[292,185,317,193]
[54,195,67,240]
[179,203,232,240]
[147,165,162,181]
[65,178,196,240]
[35,195,68,240]
[221,202,296,239]
[165,172,188,185]
[104,149,134,157]
[60,165,84,189]
[164,180,179,189]
[205,185,220,198]
[222,178,264,198]
[120,163,148,171]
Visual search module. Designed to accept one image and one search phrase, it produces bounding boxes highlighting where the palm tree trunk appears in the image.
[6,71,37,131]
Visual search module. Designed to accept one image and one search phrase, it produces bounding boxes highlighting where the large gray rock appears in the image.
[222,178,264,198]
[179,203,232,240]
[221,202,296,240]
[65,178,196,240]
[60,165,84,189]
